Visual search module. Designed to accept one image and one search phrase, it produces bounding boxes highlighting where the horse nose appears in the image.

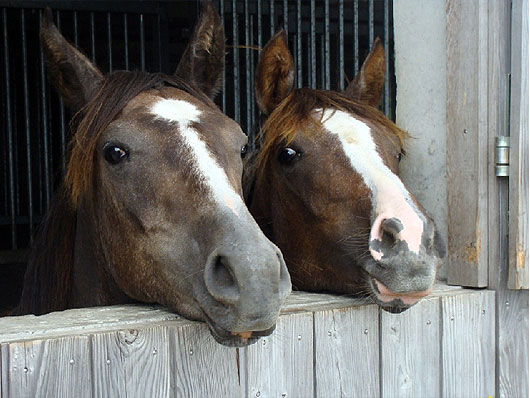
[204,243,291,330]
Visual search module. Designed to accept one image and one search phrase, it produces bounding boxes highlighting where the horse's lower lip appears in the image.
[369,277,432,307]
[201,311,275,347]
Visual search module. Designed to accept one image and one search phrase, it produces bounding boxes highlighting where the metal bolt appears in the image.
[262,339,267,345]
[106,359,111,365]
[450,316,454,321]
[189,349,193,355]
[463,129,468,135]
[152,349,158,355]
[328,331,332,336]
[482,310,486,315]
[23,367,28,374]
[426,320,431,325]
[505,302,510,306]
[256,391,261,397]
[364,329,369,335]
[297,335,302,341]
[391,326,396,332]
[69,359,75,365]
[281,393,287,397]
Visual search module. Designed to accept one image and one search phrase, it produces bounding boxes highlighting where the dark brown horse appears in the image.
[245,31,445,313]
[13,4,291,347]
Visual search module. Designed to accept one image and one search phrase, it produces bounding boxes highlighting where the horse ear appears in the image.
[41,8,103,112]
[255,30,294,115]
[174,1,225,99]
[344,37,385,107]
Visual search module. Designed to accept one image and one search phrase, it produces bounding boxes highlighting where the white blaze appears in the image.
[151,98,244,217]
[320,109,424,255]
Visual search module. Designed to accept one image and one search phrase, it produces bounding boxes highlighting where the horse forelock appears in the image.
[65,70,215,208]
[254,88,408,178]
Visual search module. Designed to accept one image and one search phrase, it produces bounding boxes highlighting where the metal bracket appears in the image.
[495,136,510,177]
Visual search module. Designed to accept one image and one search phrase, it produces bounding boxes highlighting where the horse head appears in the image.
[247,31,445,312]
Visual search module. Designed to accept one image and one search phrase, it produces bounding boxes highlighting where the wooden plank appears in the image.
[446,0,489,287]
[1,344,8,397]
[441,291,495,397]
[380,297,440,398]
[508,0,529,289]
[244,312,313,397]
[0,304,180,343]
[171,322,240,397]
[91,325,172,398]
[314,303,379,397]
[5,336,91,398]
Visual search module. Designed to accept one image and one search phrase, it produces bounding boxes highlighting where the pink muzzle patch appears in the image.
[368,180,425,261]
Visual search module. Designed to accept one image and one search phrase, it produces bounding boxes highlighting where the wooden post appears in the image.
[446,0,489,287]
[508,0,529,290]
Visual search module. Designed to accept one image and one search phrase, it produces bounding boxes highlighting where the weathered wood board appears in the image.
[446,0,489,287]
[441,290,496,397]
[508,0,529,289]
[0,288,496,398]
[380,297,440,398]
[314,304,379,397]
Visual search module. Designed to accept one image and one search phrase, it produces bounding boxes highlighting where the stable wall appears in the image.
[393,0,448,280]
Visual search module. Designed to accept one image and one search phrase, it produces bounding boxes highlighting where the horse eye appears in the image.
[103,144,128,165]
[278,147,300,165]
[240,144,248,158]
[397,152,403,163]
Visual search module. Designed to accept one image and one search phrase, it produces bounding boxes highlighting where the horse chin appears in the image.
[202,311,276,347]
[365,275,423,313]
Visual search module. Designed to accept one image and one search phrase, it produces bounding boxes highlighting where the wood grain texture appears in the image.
[91,325,172,398]
[441,291,495,397]
[0,344,7,397]
[244,312,313,398]
[508,0,529,289]
[446,0,489,287]
[171,322,240,397]
[380,297,440,398]
[314,304,379,397]
[5,336,92,398]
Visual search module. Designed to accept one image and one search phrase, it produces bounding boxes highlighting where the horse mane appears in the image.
[253,88,409,177]
[15,71,214,315]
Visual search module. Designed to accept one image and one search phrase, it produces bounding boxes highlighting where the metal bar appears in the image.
[339,0,344,91]
[296,0,302,87]
[90,11,96,63]
[39,10,51,208]
[257,0,262,48]
[232,0,240,123]
[353,0,359,74]
[250,15,255,135]
[369,0,374,47]
[283,0,288,33]
[320,34,325,88]
[384,0,390,117]
[270,0,274,35]
[245,0,251,132]
[220,0,225,113]
[324,0,330,90]
[140,13,145,71]
[123,14,129,70]
[73,11,78,48]
[21,9,34,241]
[3,8,17,249]
[56,11,67,177]
[310,0,316,88]
[107,12,112,72]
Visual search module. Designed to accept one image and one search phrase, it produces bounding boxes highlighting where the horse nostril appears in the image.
[204,255,240,306]
[381,217,404,238]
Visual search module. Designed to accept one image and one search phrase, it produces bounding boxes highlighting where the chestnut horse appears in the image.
[245,31,445,313]
[13,4,291,347]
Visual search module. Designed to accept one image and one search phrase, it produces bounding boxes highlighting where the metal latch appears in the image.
[495,136,510,177]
